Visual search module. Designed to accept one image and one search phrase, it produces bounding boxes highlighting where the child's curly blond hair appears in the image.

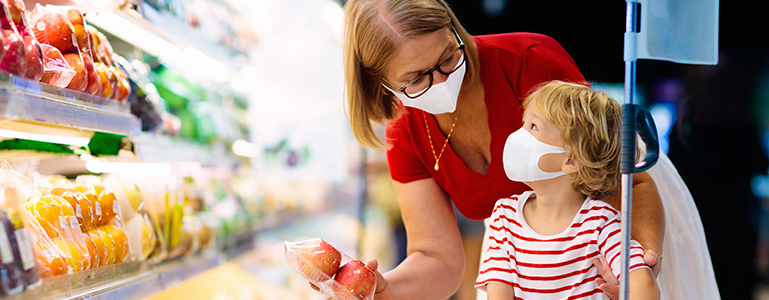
[522,80,622,200]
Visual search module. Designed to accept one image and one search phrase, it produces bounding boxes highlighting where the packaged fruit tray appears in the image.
[285,238,376,300]
[0,72,130,114]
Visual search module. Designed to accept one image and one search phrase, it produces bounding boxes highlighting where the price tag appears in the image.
[15,229,35,270]
[76,203,83,219]
[70,216,80,230]
[0,223,14,264]
[10,213,22,230]
[59,216,69,229]
[114,200,120,215]
[95,202,102,217]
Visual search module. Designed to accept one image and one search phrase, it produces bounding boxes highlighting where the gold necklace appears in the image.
[424,111,458,171]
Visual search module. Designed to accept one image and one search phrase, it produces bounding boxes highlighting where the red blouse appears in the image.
[385,32,588,220]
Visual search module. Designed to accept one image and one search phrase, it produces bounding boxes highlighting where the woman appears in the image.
[343,0,664,298]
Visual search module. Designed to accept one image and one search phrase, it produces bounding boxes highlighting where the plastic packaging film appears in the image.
[285,238,377,300]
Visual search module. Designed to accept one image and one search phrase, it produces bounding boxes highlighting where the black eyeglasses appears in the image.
[382,28,466,99]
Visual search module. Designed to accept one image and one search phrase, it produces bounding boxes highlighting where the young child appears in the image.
[475,81,660,299]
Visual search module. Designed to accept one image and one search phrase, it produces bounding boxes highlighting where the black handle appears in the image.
[621,104,659,174]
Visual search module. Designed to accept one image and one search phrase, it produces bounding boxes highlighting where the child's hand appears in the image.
[593,256,619,300]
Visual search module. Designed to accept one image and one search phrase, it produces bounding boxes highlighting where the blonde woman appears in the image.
[343,0,664,298]
[475,81,659,299]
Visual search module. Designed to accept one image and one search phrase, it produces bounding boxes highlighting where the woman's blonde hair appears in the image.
[343,0,479,151]
[523,81,623,200]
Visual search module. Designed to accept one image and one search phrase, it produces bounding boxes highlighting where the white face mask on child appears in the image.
[503,128,567,182]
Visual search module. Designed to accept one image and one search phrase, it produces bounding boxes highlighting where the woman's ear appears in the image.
[562,155,579,175]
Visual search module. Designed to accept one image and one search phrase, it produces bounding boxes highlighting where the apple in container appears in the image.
[62,52,86,92]
[29,5,75,55]
[39,43,75,87]
[0,30,27,76]
[333,259,377,300]
[288,238,341,282]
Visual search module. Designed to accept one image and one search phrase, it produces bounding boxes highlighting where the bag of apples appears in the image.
[0,0,28,77]
[284,238,376,300]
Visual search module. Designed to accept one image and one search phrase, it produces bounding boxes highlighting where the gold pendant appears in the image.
[434,163,439,171]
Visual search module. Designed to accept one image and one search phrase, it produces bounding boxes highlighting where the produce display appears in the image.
[0,0,263,298]
[0,3,129,102]
[0,161,256,296]
[285,238,377,300]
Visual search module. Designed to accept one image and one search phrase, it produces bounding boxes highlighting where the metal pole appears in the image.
[621,1,639,299]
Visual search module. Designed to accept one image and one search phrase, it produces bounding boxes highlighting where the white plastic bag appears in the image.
[648,153,720,299]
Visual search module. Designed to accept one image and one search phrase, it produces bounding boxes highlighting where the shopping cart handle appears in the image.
[621,104,659,173]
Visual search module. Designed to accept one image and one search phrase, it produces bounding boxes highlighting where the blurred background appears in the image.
[0,0,765,299]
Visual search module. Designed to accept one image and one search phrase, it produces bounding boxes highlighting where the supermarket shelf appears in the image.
[132,133,239,169]
[0,74,140,137]
[6,247,258,300]
[86,3,241,71]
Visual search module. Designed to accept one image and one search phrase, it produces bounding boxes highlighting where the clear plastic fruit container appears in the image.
[284,238,376,300]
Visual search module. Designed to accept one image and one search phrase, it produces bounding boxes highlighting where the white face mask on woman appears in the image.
[503,128,567,182]
[382,57,466,115]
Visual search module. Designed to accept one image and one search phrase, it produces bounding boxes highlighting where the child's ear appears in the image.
[562,155,578,175]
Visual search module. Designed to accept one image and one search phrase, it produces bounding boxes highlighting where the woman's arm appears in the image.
[373,177,465,299]
[605,171,665,274]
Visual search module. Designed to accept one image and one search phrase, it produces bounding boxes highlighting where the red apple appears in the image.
[62,52,86,92]
[333,260,376,300]
[63,8,87,54]
[1,30,27,76]
[82,51,100,95]
[291,239,342,282]
[40,43,75,87]
[23,35,44,81]
[30,8,76,54]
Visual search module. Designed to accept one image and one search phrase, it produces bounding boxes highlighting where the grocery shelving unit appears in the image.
[0,1,259,299]
[0,74,140,140]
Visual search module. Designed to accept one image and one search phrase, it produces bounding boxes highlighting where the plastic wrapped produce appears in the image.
[50,6,100,95]
[1,188,41,291]
[6,0,42,80]
[94,62,112,98]
[0,0,26,76]
[28,4,74,54]
[61,52,86,92]
[29,4,89,92]
[24,195,91,270]
[285,238,377,300]
[19,198,70,277]
[39,43,75,87]
[71,179,133,264]
[0,210,24,296]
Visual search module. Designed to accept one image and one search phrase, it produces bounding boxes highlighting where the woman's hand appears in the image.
[308,258,390,299]
[593,248,662,299]
[643,249,662,277]
[365,259,391,299]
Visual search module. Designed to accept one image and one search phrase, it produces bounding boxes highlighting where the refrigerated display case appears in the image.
[0,0,270,298]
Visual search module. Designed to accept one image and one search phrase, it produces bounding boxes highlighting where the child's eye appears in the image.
[531,124,538,130]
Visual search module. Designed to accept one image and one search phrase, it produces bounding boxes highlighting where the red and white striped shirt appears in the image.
[475,191,649,299]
